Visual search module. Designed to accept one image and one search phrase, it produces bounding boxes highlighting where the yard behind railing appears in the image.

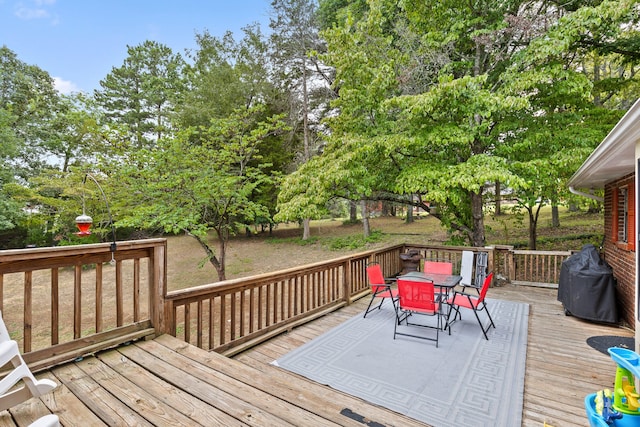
[0,239,571,369]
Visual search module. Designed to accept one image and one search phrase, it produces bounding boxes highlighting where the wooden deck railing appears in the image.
[0,239,167,371]
[164,245,405,355]
[0,239,571,369]
[508,249,573,287]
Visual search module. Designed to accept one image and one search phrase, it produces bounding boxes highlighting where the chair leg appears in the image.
[471,308,490,340]
[481,302,496,331]
[445,302,460,333]
[363,294,385,318]
[472,303,495,340]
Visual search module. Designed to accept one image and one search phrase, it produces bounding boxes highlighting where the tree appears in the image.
[94,40,186,151]
[270,0,334,240]
[179,25,274,126]
[278,0,639,247]
[498,0,640,247]
[280,0,529,246]
[115,106,288,281]
[0,46,66,239]
[0,108,22,232]
[0,46,62,181]
[179,25,293,230]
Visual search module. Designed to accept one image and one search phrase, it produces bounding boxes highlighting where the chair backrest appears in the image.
[397,279,436,312]
[423,261,453,275]
[478,272,494,301]
[0,311,57,412]
[366,263,387,290]
[460,251,474,286]
[0,311,11,344]
[474,251,489,287]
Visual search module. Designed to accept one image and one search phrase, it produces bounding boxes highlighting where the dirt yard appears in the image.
[167,211,603,289]
[167,216,450,289]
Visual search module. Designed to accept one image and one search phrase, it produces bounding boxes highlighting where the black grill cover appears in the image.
[557,244,618,324]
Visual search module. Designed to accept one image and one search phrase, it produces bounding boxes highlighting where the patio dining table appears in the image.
[397,271,462,293]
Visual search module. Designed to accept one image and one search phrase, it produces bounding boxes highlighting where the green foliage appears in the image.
[279,0,640,250]
[328,229,384,250]
[113,104,288,280]
[266,235,320,246]
[94,40,186,150]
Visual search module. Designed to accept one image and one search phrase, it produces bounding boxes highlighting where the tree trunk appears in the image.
[381,201,391,217]
[349,201,357,222]
[470,191,485,247]
[301,47,312,241]
[527,203,543,250]
[217,230,227,281]
[405,206,413,224]
[361,200,370,238]
[302,218,310,240]
[495,180,502,216]
[528,208,537,250]
[192,233,225,281]
[405,194,414,224]
[551,204,560,228]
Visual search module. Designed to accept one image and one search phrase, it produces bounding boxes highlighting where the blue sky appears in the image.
[0,0,271,94]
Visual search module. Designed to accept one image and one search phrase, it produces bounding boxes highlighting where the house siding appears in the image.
[604,173,636,328]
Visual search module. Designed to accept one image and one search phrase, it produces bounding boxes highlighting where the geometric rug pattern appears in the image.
[274,298,529,427]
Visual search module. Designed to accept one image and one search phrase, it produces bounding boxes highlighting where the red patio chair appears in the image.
[393,279,444,347]
[363,263,398,318]
[445,272,495,340]
[423,261,453,275]
[423,261,453,302]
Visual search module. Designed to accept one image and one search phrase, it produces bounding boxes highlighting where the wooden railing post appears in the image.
[507,247,516,283]
[343,258,351,305]
[485,246,495,277]
[150,240,168,336]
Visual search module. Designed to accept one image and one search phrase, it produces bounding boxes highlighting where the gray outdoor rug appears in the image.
[273,298,529,427]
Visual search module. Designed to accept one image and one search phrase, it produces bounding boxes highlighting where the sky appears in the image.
[0,0,271,94]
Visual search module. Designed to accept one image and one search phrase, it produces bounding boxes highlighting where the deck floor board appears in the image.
[6,284,633,426]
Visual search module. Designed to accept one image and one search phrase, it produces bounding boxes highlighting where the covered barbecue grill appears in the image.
[557,244,618,324]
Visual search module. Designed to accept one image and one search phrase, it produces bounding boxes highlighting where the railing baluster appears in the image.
[209,298,215,350]
[219,295,226,345]
[74,265,81,339]
[133,258,140,322]
[184,303,191,344]
[197,300,203,348]
[95,263,102,333]
[115,260,123,327]
[24,271,32,352]
[51,268,59,345]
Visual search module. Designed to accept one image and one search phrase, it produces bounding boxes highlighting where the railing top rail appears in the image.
[403,244,494,252]
[0,239,167,262]
[512,250,573,256]
[166,243,406,300]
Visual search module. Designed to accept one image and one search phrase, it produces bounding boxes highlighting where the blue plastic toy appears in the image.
[586,347,640,426]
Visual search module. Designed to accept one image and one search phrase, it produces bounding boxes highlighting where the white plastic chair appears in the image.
[29,414,60,427]
[0,311,58,425]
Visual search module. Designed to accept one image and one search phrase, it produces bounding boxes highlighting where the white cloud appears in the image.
[53,77,80,94]
[14,0,57,21]
[14,6,48,19]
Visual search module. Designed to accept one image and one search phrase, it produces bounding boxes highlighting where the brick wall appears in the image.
[604,173,636,328]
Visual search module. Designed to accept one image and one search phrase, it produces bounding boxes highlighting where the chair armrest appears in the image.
[452,290,477,299]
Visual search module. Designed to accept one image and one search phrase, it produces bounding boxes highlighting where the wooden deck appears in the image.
[3,284,634,426]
